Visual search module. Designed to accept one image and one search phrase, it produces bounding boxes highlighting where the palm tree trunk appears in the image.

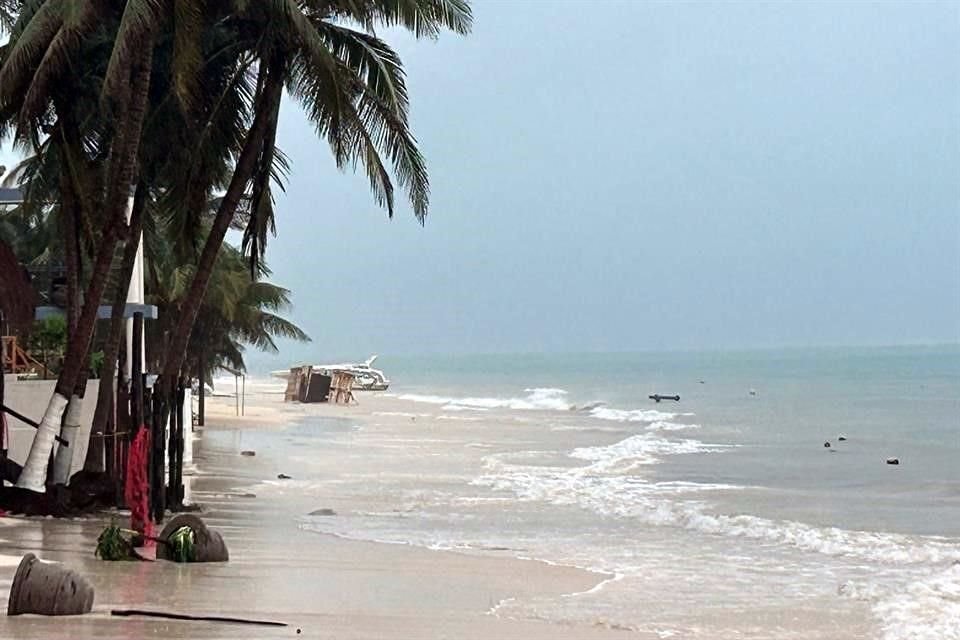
[197,354,205,426]
[52,374,86,485]
[52,132,89,485]
[17,43,155,492]
[158,61,284,394]
[59,160,80,340]
[83,182,147,473]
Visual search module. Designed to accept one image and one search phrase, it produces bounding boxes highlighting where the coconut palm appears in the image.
[1,0,162,491]
[156,0,472,403]
[145,230,308,423]
[3,0,472,491]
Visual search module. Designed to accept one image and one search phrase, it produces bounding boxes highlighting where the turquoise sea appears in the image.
[250,345,959,638]
[386,346,960,536]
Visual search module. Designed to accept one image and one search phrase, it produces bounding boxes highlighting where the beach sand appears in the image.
[0,390,639,639]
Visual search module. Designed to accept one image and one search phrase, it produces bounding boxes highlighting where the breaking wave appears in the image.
[393,388,574,411]
[477,434,960,567]
[589,407,693,423]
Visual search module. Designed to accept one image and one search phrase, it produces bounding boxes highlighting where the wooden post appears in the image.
[168,380,184,508]
[151,381,166,523]
[130,313,143,432]
[114,340,129,507]
[0,350,6,459]
[197,363,205,426]
[176,379,184,504]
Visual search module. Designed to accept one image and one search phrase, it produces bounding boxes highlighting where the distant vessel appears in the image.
[272,355,390,391]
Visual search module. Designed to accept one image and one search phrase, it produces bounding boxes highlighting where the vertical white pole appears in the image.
[123,194,145,381]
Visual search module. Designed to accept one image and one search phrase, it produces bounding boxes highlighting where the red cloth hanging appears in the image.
[125,427,153,539]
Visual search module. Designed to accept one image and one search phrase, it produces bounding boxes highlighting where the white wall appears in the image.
[4,377,99,476]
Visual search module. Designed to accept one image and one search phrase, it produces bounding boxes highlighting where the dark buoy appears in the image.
[156,514,229,563]
[7,553,95,616]
[824,441,831,448]
[886,457,900,465]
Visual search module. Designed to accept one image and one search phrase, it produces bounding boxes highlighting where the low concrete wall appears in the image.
[4,377,99,477]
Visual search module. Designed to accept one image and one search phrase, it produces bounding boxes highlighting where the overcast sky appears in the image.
[10,1,960,366]
[253,0,959,365]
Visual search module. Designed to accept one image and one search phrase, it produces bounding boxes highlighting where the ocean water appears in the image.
[256,346,960,638]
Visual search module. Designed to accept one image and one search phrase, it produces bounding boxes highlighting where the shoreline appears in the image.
[0,390,636,640]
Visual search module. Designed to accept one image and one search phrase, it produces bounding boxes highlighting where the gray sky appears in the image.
[9,2,958,366]
[257,0,959,364]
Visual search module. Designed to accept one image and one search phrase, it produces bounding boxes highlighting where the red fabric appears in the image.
[124,427,153,538]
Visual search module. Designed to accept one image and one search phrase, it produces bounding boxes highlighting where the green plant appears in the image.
[169,526,196,563]
[28,316,68,376]
[95,525,138,561]
[88,350,105,378]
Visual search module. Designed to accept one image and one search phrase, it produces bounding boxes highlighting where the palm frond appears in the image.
[101,0,164,110]
[0,0,66,106]
[171,0,203,112]
[20,1,99,119]
[317,23,408,115]
[359,0,473,39]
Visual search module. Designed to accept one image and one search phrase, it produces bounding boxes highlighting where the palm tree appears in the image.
[1,1,161,491]
[156,0,472,405]
[147,238,308,411]
[87,10,259,470]
[2,0,472,491]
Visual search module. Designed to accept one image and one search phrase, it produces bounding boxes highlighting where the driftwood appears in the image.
[111,609,287,627]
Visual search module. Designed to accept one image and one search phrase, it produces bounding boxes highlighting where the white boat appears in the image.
[271,355,390,391]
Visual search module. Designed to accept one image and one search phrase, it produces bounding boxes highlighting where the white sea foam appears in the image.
[589,407,695,423]
[570,433,730,469]
[394,388,574,411]
[551,424,631,434]
[441,404,490,412]
[871,564,960,640]
[645,421,701,432]
[478,434,960,567]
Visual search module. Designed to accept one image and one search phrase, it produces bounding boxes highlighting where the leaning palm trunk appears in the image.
[17,44,155,492]
[159,63,284,395]
[84,183,146,473]
[51,387,83,484]
[51,136,86,485]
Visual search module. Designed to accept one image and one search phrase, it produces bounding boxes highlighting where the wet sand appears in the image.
[0,391,635,639]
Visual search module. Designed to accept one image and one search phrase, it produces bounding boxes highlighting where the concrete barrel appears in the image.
[156,514,229,563]
[7,553,95,616]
